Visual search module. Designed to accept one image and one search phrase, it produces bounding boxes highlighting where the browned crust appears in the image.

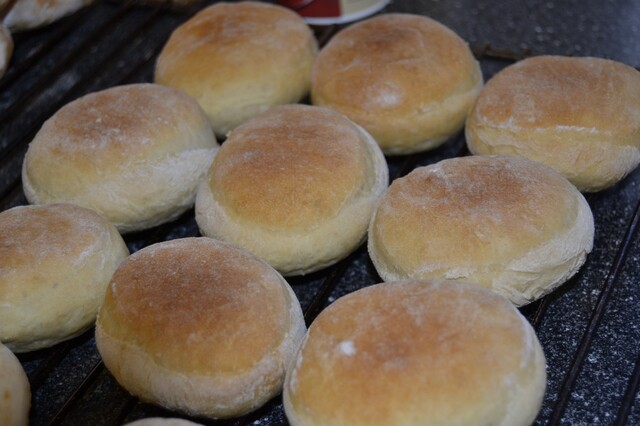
[98,238,293,375]
[208,105,370,230]
[284,280,546,425]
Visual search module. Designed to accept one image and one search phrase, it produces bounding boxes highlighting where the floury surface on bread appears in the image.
[22,83,218,233]
[368,155,594,306]
[284,280,546,426]
[0,204,129,353]
[96,238,306,419]
[312,13,483,155]
[0,343,30,426]
[155,1,318,137]
[466,55,640,192]
[196,104,388,276]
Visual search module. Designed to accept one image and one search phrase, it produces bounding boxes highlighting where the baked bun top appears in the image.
[23,83,217,232]
[0,342,30,426]
[155,1,317,136]
[98,238,297,375]
[208,105,380,231]
[368,155,594,305]
[471,56,640,139]
[284,280,546,426]
[311,13,482,153]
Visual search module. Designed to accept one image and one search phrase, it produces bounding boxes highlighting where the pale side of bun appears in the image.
[0,204,128,353]
[284,280,546,426]
[312,13,482,155]
[466,56,640,192]
[155,1,318,137]
[0,343,30,426]
[195,105,388,276]
[96,238,306,419]
[22,83,218,233]
[122,418,203,426]
[0,24,13,78]
[4,0,93,31]
[368,155,594,306]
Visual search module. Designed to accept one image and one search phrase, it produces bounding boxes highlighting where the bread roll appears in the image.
[22,83,218,233]
[155,1,318,137]
[0,343,30,426]
[196,104,388,276]
[0,24,12,78]
[96,238,306,419]
[4,0,93,31]
[368,155,594,306]
[122,419,202,426]
[0,204,128,353]
[466,55,640,192]
[312,13,482,155]
[284,280,546,426]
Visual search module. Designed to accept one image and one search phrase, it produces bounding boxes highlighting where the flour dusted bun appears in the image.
[22,83,218,233]
[4,0,93,31]
[312,13,482,155]
[96,238,306,419]
[0,204,128,353]
[284,280,546,426]
[0,24,12,78]
[155,1,317,137]
[196,104,388,276]
[123,419,203,426]
[0,343,30,426]
[368,155,594,306]
[466,56,640,192]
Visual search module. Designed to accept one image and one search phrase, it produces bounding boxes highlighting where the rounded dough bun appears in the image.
[284,280,546,426]
[0,343,30,426]
[0,24,13,78]
[0,204,129,353]
[155,1,318,137]
[4,0,93,31]
[96,237,306,419]
[368,155,594,306]
[312,13,483,155]
[22,83,218,233]
[122,419,203,426]
[466,55,640,192]
[196,104,389,276]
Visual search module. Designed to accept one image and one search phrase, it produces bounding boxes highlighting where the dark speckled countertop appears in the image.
[1,0,638,425]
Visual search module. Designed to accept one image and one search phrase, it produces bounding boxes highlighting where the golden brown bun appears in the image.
[312,13,482,155]
[0,343,30,426]
[0,24,12,78]
[466,56,640,192]
[122,419,203,426]
[196,105,388,276]
[155,1,318,137]
[368,155,594,306]
[3,0,93,31]
[0,204,128,353]
[284,280,546,426]
[22,83,218,233]
[96,238,306,419]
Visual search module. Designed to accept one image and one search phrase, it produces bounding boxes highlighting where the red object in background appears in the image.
[281,0,341,18]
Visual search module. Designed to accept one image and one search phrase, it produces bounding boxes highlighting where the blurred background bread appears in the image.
[155,1,317,137]
[3,0,93,31]
[466,55,640,192]
[312,13,482,155]
[368,155,594,306]
[0,342,30,426]
[22,83,218,233]
[96,238,305,419]
[284,280,546,425]
[196,104,388,275]
[0,24,12,77]
[0,204,128,353]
